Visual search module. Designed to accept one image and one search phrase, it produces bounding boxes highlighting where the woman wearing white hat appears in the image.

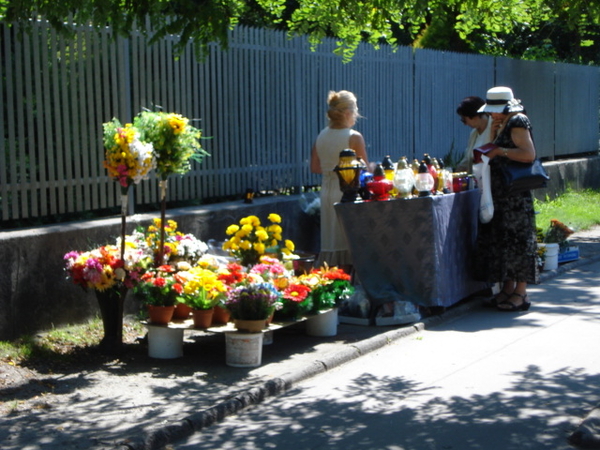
[475,86,538,312]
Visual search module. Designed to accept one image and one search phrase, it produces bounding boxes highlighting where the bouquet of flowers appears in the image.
[134,264,186,306]
[64,237,152,291]
[102,119,155,189]
[543,219,574,251]
[133,110,208,180]
[222,213,296,267]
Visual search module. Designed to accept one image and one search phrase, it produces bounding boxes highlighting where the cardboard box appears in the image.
[558,246,579,263]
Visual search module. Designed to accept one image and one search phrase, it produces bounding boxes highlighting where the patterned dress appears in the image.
[473,113,540,284]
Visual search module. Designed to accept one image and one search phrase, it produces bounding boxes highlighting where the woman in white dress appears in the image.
[310,90,370,271]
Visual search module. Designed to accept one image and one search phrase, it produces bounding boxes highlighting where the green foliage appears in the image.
[534,189,600,233]
[2,0,600,63]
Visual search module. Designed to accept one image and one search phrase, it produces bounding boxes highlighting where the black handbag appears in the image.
[500,158,550,194]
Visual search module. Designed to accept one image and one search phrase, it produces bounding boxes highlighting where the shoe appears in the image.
[483,290,512,307]
[497,293,531,312]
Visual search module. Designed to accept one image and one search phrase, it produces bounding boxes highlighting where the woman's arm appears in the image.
[490,115,536,163]
[310,143,322,174]
[349,131,370,170]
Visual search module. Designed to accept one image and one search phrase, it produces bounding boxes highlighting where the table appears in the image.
[335,190,489,312]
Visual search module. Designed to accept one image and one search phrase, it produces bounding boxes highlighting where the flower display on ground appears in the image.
[133,111,208,180]
[102,119,155,189]
[222,213,296,267]
[134,264,186,306]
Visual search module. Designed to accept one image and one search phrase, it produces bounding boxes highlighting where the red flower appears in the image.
[172,283,184,294]
[283,284,311,302]
[153,277,167,287]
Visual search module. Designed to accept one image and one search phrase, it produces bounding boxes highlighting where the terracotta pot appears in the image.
[192,308,214,329]
[234,319,266,333]
[212,305,231,325]
[147,305,175,325]
[172,303,193,321]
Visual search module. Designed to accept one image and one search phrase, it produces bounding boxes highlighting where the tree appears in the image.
[1,0,600,63]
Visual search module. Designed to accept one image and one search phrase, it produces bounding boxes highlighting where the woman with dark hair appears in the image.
[474,86,539,311]
[455,96,494,173]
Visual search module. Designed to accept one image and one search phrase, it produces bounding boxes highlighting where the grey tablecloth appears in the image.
[335,190,489,309]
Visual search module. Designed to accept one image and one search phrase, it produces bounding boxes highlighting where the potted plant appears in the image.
[180,266,227,328]
[134,264,185,324]
[299,266,354,336]
[225,282,280,332]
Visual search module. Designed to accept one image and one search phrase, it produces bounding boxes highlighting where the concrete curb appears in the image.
[119,254,600,450]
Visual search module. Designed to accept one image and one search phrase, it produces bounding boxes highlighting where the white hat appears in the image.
[478,86,517,113]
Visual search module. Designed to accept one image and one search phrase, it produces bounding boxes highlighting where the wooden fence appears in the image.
[1,21,599,224]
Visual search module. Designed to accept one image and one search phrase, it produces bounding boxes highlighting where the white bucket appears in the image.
[543,243,559,271]
[225,332,263,367]
[147,326,184,359]
[306,308,338,337]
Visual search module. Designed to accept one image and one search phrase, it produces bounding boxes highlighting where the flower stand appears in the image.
[306,308,338,337]
[225,331,263,367]
[147,325,184,359]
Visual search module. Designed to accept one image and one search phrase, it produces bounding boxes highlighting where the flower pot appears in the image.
[95,286,128,355]
[234,319,267,333]
[306,308,338,337]
[212,305,231,325]
[225,331,263,367]
[147,305,175,325]
[192,308,214,329]
[172,303,193,321]
[147,325,184,359]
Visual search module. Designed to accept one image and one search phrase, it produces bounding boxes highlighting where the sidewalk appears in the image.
[2,227,600,450]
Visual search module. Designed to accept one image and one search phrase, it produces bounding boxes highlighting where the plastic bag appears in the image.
[299,191,321,217]
[473,155,494,223]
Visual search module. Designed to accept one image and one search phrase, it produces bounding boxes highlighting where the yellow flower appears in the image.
[268,213,281,223]
[255,229,269,241]
[167,114,187,134]
[226,224,240,235]
[254,242,265,254]
[285,240,295,251]
[240,240,252,250]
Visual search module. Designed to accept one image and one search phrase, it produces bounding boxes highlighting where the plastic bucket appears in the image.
[225,332,263,367]
[147,326,184,359]
[543,243,559,271]
[306,308,338,337]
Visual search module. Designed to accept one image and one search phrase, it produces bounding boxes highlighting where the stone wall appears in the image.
[0,155,598,341]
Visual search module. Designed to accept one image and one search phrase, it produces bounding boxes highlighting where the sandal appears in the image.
[497,293,531,312]
[483,290,512,308]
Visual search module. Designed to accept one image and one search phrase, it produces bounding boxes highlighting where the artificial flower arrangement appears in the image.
[224,282,281,321]
[222,213,296,267]
[142,218,208,265]
[134,264,187,307]
[133,110,208,181]
[180,264,228,310]
[64,235,152,292]
[542,219,574,249]
[102,119,155,190]
[300,265,354,313]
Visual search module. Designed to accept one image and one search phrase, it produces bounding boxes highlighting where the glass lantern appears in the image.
[334,149,367,203]
[415,161,435,197]
[393,157,415,199]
